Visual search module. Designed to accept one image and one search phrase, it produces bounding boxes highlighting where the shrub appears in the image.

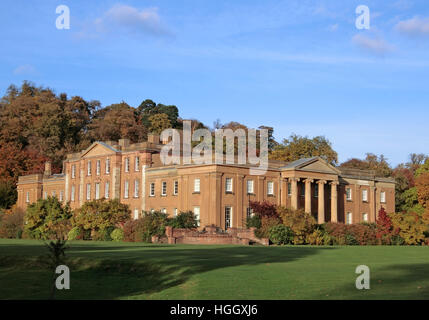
[307,229,332,245]
[324,222,377,245]
[72,199,131,237]
[249,201,279,218]
[67,226,81,241]
[389,211,426,245]
[111,228,124,242]
[0,207,24,239]
[278,207,316,244]
[168,211,199,229]
[255,215,282,239]
[376,207,395,244]
[268,225,294,245]
[123,211,169,242]
[245,214,261,229]
[25,197,72,240]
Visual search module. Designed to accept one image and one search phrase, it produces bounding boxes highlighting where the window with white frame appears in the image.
[362,189,368,202]
[226,178,233,193]
[174,208,178,217]
[105,158,110,174]
[105,181,110,199]
[174,180,178,195]
[26,191,30,203]
[52,191,56,198]
[71,165,76,178]
[267,181,274,195]
[134,209,139,220]
[161,208,167,214]
[194,178,200,193]
[124,181,129,199]
[71,185,75,202]
[86,183,91,200]
[96,160,101,175]
[247,180,254,194]
[95,183,100,200]
[193,207,200,226]
[346,212,352,225]
[134,179,139,198]
[346,187,352,201]
[87,161,91,176]
[44,191,48,199]
[362,213,368,222]
[162,181,167,196]
[135,156,140,172]
[380,191,386,203]
[225,206,232,229]
[59,191,64,202]
[125,158,130,172]
[150,183,155,196]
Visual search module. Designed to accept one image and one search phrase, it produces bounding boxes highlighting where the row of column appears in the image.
[288,177,338,224]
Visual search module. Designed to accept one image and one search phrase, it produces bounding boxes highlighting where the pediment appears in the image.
[81,142,118,159]
[282,157,340,174]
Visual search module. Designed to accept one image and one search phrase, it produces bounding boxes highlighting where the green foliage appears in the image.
[123,211,169,242]
[111,228,124,242]
[270,134,338,165]
[245,215,261,229]
[278,207,317,244]
[389,212,426,245]
[255,216,282,239]
[0,208,24,239]
[268,225,294,245]
[67,226,81,241]
[0,181,17,209]
[72,199,131,238]
[25,197,72,240]
[307,227,333,245]
[167,211,199,229]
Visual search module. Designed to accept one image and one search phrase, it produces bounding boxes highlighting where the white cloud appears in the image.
[395,16,429,37]
[95,4,170,36]
[13,64,36,75]
[352,34,394,56]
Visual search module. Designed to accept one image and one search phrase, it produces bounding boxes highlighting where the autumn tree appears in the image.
[148,113,172,134]
[340,153,392,178]
[270,134,338,165]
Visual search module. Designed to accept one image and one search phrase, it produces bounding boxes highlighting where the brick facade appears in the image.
[16,135,396,229]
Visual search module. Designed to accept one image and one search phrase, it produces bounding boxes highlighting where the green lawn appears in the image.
[0,239,428,300]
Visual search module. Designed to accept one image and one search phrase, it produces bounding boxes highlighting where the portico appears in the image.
[280,157,342,223]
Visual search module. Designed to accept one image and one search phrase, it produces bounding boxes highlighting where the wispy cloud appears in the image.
[395,16,429,37]
[75,4,171,39]
[13,64,36,75]
[352,34,394,56]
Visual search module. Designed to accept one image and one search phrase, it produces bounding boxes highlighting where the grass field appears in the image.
[0,239,428,300]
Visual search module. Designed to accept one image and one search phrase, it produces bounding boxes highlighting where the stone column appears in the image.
[370,186,376,222]
[290,178,299,210]
[317,180,327,224]
[330,181,338,222]
[304,179,314,214]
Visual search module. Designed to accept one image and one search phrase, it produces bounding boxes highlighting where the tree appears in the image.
[25,197,72,240]
[72,199,131,236]
[148,113,172,134]
[375,207,394,244]
[88,102,146,143]
[270,134,338,165]
[0,180,17,209]
[340,153,392,178]
[415,172,429,209]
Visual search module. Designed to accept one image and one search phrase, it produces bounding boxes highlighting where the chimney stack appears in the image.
[148,133,160,144]
[44,161,52,176]
[118,138,130,148]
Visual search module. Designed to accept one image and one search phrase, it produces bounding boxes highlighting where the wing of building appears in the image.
[17,134,395,229]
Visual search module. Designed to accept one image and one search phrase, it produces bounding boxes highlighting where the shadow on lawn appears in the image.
[326,263,429,300]
[0,243,336,299]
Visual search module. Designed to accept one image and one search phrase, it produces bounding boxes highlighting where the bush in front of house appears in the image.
[268,224,294,245]
[24,196,72,240]
[111,228,124,242]
[123,210,169,242]
[0,206,25,239]
[167,211,199,229]
[278,207,317,245]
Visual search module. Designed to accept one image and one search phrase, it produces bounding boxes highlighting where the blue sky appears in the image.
[1,0,429,166]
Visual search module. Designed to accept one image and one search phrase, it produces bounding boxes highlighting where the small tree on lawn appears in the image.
[376,207,394,244]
